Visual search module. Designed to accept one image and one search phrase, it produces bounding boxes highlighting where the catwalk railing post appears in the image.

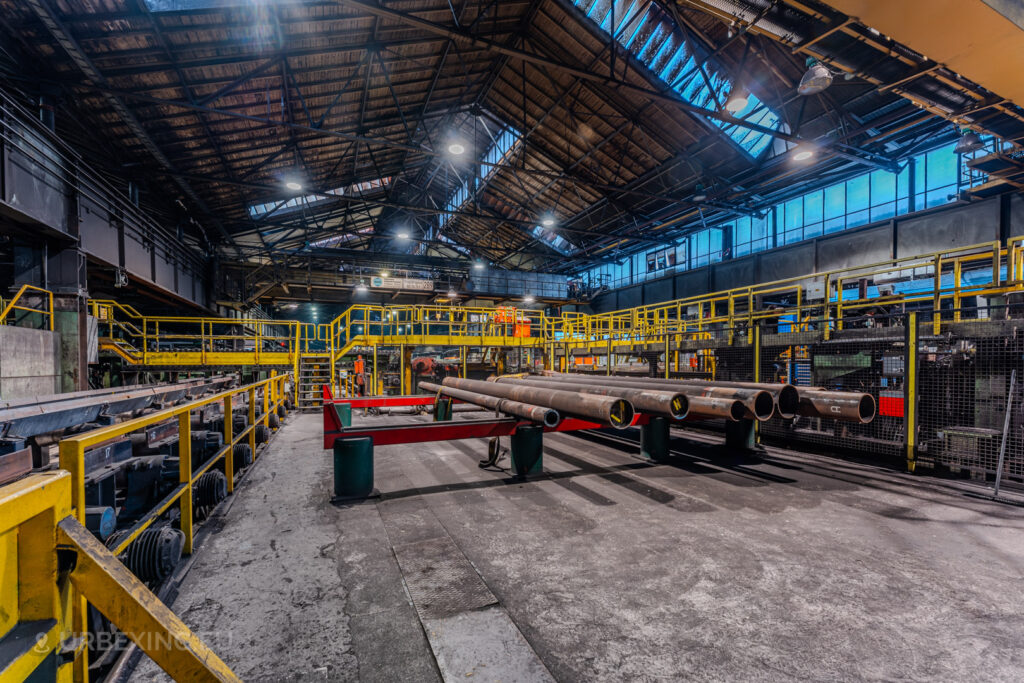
[905,312,918,473]
[224,394,234,493]
[753,322,761,445]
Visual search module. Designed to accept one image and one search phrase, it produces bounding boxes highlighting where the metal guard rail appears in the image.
[0,284,54,330]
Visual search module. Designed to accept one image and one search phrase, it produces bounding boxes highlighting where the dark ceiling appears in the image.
[1,0,1022,277]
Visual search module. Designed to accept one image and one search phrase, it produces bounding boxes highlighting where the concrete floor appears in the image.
[133,412,1024,682]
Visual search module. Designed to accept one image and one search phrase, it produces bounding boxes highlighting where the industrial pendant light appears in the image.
[724,86,750,113]
[798,58,833,96]
[953,129,984,154]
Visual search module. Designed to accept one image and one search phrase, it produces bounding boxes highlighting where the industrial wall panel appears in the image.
[675,270,709,298]
[643,278,672,305]
[155,251,175,291]
[818,225,892,272]
[123,234,151,282]
[1010,194,1024,237]
[617,285,642,309]
[2,144,68,233]
[896,200,999,255]
[760,242,815,282]
[712,257,755,291]
[78,197,119,266]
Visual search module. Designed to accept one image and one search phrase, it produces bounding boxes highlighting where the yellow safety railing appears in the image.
[84,239,1024,370]
[49,373,289,676]
[0,284,54,330]
[90,299,303,367]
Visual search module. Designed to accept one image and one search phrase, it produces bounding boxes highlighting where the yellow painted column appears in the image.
[906,312,918,473]
[223,395,234,493]
[248,387,257,457]
[178,411,193,554]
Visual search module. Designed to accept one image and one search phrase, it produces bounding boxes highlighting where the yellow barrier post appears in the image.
[178,411,194,554]
[906,312,918,473]
[224,394,234,493]
[262,383,270,426]
[248,387,257,456]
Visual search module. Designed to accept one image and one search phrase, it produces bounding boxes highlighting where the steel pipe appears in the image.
[419,382,560,428]
[678,380,799,419]
[684,395,747,422]
[532,374,772,421]
[495,377,688,420]
[439,377,634,429]
[796,389,876,423]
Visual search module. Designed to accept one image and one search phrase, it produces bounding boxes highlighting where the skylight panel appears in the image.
[571,0,782,158]
[439,123,521,230]
[532,226,576,256]
[248,177,391,219]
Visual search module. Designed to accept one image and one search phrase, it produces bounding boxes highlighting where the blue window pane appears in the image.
[847,175,869,212]
[804,222,823,239]
[847,209,869,229]
[784,197,803,232]
[871,203,896,222]
[804,190,823,224]
[926,146,957,191]
[870,171,896,206]
[825,216,846,234]
[824,183,845,219]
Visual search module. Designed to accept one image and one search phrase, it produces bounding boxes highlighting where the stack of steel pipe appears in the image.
[538,372,875,424]
[435,377,635,428]
[494,376,689,420]
[534,373,772,421]
[419,381,560,427]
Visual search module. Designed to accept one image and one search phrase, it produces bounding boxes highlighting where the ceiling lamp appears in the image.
[473,262,484,270]
[447,287,458,298]
[798,59,833,96]
[692,183,708,202]
[285,180,303,191]
[954,129,984,154]
[724,87,749,113]
[523,294,535,303]
[397,231,409,240]
[447,142,465,156]
[380,270,390,278]
[792,144,816,162]
[355,281,367,293]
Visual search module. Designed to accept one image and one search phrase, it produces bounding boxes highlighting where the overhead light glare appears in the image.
[792,144,816,162]
[473,262,484,270]
[380,270,390,278]
[356,282,367,293]
[447,288,458,298]
[397,231,409,239]
[523,295,535,303]
[798,60,833,96]
[724,87,749,113]
[541,216,555,227]
[447,143,465,156]
[285,181,303,191]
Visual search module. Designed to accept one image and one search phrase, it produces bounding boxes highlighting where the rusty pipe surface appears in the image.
[441,377,634,428]
[419,382,560,427]
[495,377,688,420]
[796,389,876,423]
[677,380,799,419]
[532,374,773,421]
[684,395,746,422]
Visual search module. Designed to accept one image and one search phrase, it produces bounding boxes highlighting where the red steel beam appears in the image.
[323,415,651,449]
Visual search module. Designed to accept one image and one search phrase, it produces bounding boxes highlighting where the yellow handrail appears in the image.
[0,284,54,330]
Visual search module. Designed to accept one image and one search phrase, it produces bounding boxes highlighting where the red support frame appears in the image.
[321,385,650,449]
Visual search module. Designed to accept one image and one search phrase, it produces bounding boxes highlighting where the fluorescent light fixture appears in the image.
[724,87,749,113]
[798,60,833,96]
[285,181,303,191]
[447,142,465,156]
[954,130,984,154]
